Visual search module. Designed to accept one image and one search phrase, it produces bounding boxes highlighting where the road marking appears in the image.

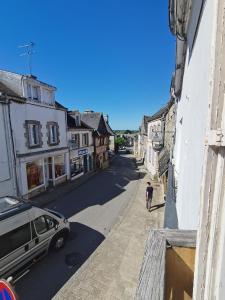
[123,177,129,182]
[115,183,124,189]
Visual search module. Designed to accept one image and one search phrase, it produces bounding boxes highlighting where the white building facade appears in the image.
[0,70,69,198]
[67,112,94,179]
[146,119,162,179]
[170,0,218,230]
[0,91,17,197]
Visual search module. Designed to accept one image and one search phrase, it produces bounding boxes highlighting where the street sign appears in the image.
[0,280,17,300]
[78,149,88,156]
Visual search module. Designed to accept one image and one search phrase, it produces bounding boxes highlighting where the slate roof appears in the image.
[141,99,174,134]
[0,82,24,100]
[55,101,67,110]
[105,120,115,136]
[67,113,93,130]
[81,112,114,136]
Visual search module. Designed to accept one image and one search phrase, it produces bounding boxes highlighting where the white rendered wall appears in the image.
[173,0,217,229]
[10,101,68,154]
[0,104,17,196]
[146,120,161,177]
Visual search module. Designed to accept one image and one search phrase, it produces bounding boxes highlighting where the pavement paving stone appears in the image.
[53,166,164,300]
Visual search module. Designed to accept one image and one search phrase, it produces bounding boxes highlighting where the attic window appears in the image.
[27,83,40,101]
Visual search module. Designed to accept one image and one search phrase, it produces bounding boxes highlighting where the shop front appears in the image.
[20,150,69,198]
[69,147,94,180]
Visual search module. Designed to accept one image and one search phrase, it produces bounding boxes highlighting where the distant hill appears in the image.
[114,130,138,135]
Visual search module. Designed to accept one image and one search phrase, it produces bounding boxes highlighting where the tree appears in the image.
[115,137,126,153]
[124,129,132,134]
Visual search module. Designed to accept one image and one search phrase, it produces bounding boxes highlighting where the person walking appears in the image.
[146,182,153,211]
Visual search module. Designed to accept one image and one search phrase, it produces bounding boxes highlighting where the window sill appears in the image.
[28,144,42,149]
[54,174,66,181]
[28,183,45,193]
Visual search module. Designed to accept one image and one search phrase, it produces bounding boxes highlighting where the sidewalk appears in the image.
[53,166,165,300]
[31,170,97,207]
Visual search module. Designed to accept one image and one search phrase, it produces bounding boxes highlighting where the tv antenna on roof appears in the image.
[19,42,35,75]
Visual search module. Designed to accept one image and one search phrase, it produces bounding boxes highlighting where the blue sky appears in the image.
[0,0,175,130]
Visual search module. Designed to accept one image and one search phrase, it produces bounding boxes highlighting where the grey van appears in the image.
[0,197,70,281]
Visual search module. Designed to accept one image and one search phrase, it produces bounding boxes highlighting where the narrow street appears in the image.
[15,154,140,300]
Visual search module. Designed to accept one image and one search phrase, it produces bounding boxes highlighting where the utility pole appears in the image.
[19,42,35,75]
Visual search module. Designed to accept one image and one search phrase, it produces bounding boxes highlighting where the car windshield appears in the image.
[0,197,20,214]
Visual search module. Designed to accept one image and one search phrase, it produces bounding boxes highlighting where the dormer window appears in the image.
[32,86,39,100]
[27,84,32,98]
[27,83,40,101]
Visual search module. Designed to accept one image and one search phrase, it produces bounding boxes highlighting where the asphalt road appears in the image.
[15,154,140,300]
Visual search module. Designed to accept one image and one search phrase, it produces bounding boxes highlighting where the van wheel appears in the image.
[50,233,67,251]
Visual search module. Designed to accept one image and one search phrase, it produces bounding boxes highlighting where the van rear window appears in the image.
[0,223,31,259]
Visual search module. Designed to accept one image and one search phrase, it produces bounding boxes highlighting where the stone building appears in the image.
[146,104,172,180]
[158,97,175,195]
[138,115,151,165]
[81,111,114,169]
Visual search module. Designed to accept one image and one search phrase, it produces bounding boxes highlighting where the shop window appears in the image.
[26,160,44,191]
[70,157,83,177]
[47,122,59,145]
[54,155,65,178]
[71,133,80,149]
[82,133,89,147]
[25,120,42,148]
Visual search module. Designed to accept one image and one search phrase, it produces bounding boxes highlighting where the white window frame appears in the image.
[49,124,58,144]
[28,123,40,147]
[82,133,89,147]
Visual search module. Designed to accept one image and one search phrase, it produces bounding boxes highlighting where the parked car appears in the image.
[0,196,70,282]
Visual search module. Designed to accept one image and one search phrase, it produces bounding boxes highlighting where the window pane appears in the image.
[54,155,65,178]
[26,160,44,190]
[0,223,31,259]
[70,157,83,177]
[34,216,48,234]
[32,86,38,99]
[28,124,39,146]
[45,216,58,229]
[71,134,79,149]
[27,84,32,98]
